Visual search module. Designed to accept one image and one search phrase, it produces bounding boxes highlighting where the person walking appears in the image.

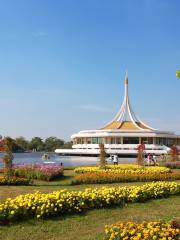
[147,154,151,166]
[152,154,157,166]
[113,155,118,165]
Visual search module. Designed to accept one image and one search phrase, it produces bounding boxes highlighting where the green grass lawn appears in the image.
[0,169,180,240]
[0,196,179,240]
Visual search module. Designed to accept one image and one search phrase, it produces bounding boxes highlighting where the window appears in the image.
[77,138,81,144]
[167,138,175,146]
[86,138,92,144]
[156,138,169,146]
[92,138,98,144]
[104,138,108,144]
[116,138,121,144]
[110,138,115,144]
[98,138,104,144]
[123,137,139,144]
[141,137,153,144]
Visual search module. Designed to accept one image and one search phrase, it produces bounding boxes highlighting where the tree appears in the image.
[169,145,179,162]
[136,143,145,166]
[3,137,14,177]
[15,137,29,152]
[63,141,73,149]
[44,137,64,152]
[176,70,180,79]
[0,137,5,152]
[99,143,107,167]
[28,137,44,151]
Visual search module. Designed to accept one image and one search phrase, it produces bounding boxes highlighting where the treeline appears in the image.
[7,137,72,152]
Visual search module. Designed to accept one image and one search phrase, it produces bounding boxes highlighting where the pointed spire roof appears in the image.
[125,71,128,85]
[101,72,157,131]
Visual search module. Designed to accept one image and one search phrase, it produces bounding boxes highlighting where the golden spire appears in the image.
[101,71,157,131]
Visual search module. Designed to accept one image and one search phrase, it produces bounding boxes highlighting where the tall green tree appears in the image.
[63,141,73,149]
[29,137,44,151]
[44,137,64,152]
[15,137,29,152]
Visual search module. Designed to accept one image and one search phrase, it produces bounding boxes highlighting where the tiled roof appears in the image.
[101,121,150,130]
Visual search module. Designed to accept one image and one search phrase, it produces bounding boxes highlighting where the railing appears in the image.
[72,144,170,150]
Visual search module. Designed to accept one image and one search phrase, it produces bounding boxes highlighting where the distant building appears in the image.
[55,72,180,156]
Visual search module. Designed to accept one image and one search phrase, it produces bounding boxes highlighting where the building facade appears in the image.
[55,73,180,156]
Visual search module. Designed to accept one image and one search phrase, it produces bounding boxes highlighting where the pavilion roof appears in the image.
[100,72,156,132]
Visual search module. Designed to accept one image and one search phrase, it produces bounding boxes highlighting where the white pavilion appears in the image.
[55,73,180,156]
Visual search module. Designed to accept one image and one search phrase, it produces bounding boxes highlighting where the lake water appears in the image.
[0,153,136,167]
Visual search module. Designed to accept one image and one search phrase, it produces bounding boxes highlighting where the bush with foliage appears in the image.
[3,137,14,177]
[99,143,107,167]
[169,145,179,162]
[136,143,145,166]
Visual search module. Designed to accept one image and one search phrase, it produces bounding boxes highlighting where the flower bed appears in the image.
[74,165,170,174]
[73,172,180,184]
[0,181,179,224]
[0,176,31,185]
[13,163,64,181]
[104,221,180,240]
[164,162,180,169]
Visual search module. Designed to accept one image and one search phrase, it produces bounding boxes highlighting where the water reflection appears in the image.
[0,153,136,167]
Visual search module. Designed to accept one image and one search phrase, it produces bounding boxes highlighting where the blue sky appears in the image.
[0,0,180,140]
